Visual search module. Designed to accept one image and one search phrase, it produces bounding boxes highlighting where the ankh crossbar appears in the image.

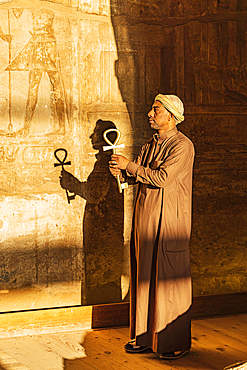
[103,128,128,193]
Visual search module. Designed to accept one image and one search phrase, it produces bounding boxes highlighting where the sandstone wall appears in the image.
[0,0,133,310]
[0,0,246,312]
[111,0,247,296]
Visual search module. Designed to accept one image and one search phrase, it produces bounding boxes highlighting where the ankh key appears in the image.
[103,128,128,193]
[54,148,76,204]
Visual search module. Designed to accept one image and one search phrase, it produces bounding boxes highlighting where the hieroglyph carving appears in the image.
[0,145,54,163]
[0,144,57,193]
[0,8,66,136]
[0,145,19,162]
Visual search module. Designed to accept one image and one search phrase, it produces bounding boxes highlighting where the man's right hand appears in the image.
[108,162,121,177]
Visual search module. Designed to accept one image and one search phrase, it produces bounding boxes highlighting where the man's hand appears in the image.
[109,154,129,170]
[59,169,79,192]
[4,34,13,43]
[109,166,121,177]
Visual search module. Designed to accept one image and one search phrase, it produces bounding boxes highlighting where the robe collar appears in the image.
[153,126,178,143]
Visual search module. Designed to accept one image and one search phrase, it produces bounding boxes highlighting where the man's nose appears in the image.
[148,109,154,117]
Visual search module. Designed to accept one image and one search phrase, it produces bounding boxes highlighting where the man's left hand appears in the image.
[109,154,129,170]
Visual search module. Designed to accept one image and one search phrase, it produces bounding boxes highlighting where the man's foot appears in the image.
[159,349,190,360]
[124,340,152,353]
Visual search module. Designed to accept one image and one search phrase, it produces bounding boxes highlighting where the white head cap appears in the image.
[155,94,184,124]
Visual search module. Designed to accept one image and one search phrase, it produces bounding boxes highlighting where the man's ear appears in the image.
[168,112,173,121]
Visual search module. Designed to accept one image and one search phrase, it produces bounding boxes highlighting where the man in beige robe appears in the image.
[109,94,195,360]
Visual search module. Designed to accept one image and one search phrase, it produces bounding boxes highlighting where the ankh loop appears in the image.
[103,128,128,194]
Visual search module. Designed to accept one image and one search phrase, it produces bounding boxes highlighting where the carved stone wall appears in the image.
[0,0,133,311]
[111,0,247,296]
[0,0,246,312]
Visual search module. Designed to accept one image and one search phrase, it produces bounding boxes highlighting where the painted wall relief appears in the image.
[0,8,67,137]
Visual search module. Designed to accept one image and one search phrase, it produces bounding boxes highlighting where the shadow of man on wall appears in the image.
[60,120,124,305]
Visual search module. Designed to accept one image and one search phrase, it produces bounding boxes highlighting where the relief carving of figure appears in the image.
[6,8,66,136]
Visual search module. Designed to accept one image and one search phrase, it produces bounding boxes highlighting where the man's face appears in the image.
[148,100,173,133]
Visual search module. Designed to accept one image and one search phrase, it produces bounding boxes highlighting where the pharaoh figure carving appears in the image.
[6,8,66,136]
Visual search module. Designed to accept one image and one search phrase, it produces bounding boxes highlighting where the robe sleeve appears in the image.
[125,139,194,188]
[119,141,150,185]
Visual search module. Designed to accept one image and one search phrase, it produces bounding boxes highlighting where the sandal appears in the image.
[124,340,152,353]
[159,349,190,360]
